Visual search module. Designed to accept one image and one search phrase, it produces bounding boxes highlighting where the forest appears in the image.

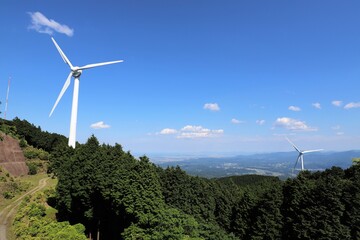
[2,118,360,239]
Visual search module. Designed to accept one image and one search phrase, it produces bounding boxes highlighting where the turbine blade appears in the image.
[302,149,323,154]
[286,137,301,153]
[49,72,72,117]
[51,37,74,69]
[78,60,123,70]
[293,155,301,173]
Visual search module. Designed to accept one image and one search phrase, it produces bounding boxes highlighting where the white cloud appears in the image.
[312,103,321,109]
[159,128,178,135]
[273,117,317,131]
[344,102,360,109]
[332,100,343,107]
[231,118,244,124]
[203,103,220,111]
[158,125,223,139]
[181,125,203,132]
[90,121,110,129]
[336,132,345,136]
[178,125,223,139]
[256,120,265,125]
[288,106,301,112]
[28,12,74,37]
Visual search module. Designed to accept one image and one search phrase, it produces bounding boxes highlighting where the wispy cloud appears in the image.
[344,102,360,109]
[332,100,343,107]
[312,102,321,109]
[288,106,301,112]
[273,117,317,131]
[256,120,265,125]
[90,121,110,129]
[331,125,344,135]
[332,125,341,130]
[28,11,74,37]
[231,118,244,124]
[203,103,220,111]
[158,125,223,139]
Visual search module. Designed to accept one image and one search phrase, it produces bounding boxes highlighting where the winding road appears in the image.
[0,177,49,240]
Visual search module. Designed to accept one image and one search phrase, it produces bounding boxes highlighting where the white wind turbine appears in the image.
[49,37,123,148]
[286,137,323,172]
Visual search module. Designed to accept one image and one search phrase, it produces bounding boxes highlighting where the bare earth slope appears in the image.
[0,134,28,176]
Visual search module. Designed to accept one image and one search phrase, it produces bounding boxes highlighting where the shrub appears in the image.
[38,150,50,160]
[3,191,14,199]
[24,149,38,159]
[27,162,38,175]
[19,138,27,148]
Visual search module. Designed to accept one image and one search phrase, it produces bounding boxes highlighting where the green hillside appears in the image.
[1,118,360,239]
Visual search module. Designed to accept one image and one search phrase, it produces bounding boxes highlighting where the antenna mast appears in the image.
[4,77,11,120]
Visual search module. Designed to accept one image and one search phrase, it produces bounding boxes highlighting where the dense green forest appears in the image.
[2,118,360,239]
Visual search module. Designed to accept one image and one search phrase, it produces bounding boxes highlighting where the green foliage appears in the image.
[160,166,221,223]
[27,162,38,175]
[0,121,17,137]
[24,149,38,159]
[353,157,360,165]
[19,138,27,148]
[282,168,352,239]
[22,145,51,173]
[53,137,237,239]
[343,165,360,239]
[122,208,202,239]
[0,174,29,200]
[13,191,87,240]
[49,134,360,239]
[217,174,280,187]
[23,146,50,160]
[9,117,67,152]
[2,191,14,199]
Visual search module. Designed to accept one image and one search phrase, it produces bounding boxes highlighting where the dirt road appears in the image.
[0,177,49,240]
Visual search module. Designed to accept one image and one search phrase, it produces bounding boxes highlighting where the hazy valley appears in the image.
[155,150,359,179]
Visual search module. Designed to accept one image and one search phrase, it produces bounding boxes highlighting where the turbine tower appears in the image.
[286,137,323,172]
[49,37,123,148]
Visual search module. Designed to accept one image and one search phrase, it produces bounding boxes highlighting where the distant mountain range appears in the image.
[155,150,360,179]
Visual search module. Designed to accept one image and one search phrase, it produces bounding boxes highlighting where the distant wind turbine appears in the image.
[286,137,323,172]
[49,37,123,148]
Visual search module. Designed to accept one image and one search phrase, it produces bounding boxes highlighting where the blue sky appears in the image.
[1,0,360,155]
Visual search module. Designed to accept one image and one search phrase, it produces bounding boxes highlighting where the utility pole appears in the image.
[4,77,10,120]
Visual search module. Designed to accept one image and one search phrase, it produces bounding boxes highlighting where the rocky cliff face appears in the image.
[0,134,28,176]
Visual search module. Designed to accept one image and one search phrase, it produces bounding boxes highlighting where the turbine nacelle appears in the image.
[72,69,82,78]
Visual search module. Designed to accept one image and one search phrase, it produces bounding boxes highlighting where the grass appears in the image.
[0,173,58,212]
[5,173,58,240]
[20,173,50,188]
[45,206,58,220]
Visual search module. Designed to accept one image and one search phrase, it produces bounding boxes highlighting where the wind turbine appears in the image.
[49,37,123,148]
[286,137,323,172]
